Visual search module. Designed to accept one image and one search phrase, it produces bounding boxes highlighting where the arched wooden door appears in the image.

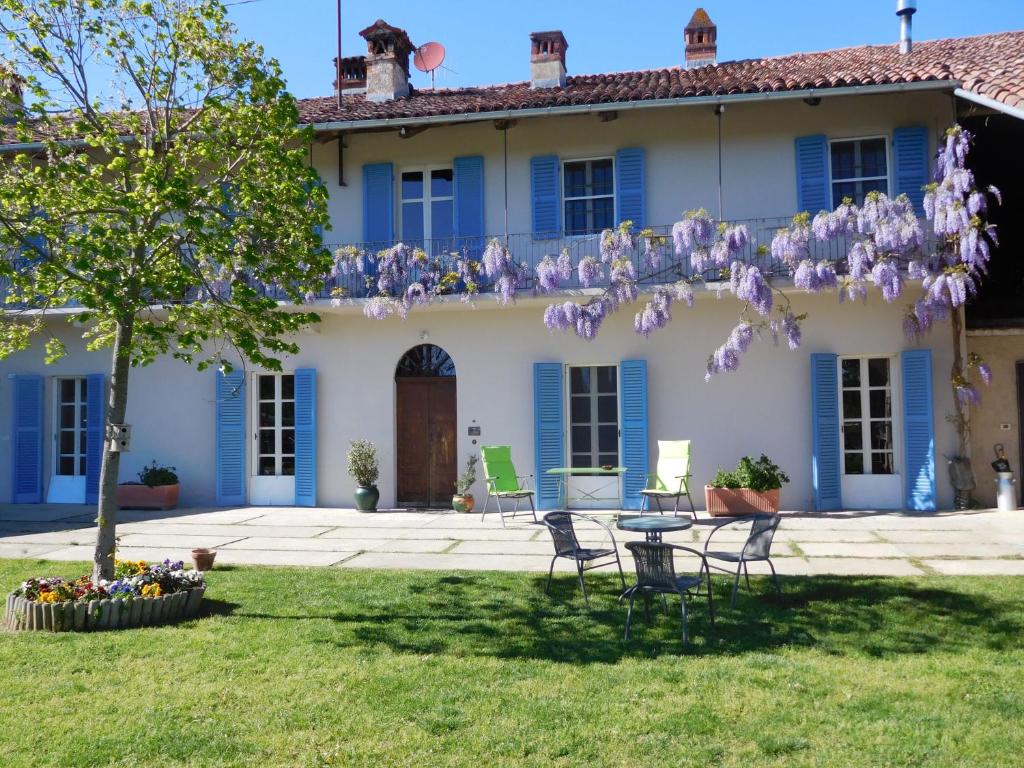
[395,345,457,507]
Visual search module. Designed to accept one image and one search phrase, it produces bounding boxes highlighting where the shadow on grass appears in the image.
[236,572,1024,663]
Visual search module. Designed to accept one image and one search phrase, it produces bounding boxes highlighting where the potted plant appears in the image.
[347,440,380,512]
[705,454,790,517]
[116,460,180,510]
[452,454,478,513]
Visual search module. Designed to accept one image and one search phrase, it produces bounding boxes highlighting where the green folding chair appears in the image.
[480,445,537,527]
[640,440,696,518]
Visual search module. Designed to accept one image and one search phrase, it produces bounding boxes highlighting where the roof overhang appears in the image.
[954,87,1024,122]
[305,79,959,133]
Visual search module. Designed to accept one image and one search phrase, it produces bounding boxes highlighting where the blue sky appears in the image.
[226,0,1024,98]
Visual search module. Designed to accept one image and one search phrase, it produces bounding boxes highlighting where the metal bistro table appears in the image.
[616,515,693,543]
[545,466,627,508]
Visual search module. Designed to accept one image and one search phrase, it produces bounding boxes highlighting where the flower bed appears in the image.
[4,559,206,632]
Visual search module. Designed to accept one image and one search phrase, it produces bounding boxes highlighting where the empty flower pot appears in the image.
[192,548,217,571]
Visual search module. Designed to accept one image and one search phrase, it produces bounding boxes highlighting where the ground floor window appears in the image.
[840,356,895,475]
[254,373,295,477]
[54,377,88,477]
[569,365,619,469]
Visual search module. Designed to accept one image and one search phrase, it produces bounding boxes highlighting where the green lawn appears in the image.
[1,558,1022,767]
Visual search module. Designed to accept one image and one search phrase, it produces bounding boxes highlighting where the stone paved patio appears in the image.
[0,504,1022,576]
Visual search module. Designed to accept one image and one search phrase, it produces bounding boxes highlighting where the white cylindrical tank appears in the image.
[996,472,1017,512]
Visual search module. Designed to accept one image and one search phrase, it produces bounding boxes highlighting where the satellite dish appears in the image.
[414,42,446,88]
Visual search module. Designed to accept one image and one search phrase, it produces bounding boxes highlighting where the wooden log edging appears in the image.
[3,586,206,632]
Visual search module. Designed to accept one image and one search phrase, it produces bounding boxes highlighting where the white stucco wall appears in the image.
[0,290,958,511]
[314,89,954,243]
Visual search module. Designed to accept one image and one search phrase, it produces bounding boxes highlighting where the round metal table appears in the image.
[616,515,692,543]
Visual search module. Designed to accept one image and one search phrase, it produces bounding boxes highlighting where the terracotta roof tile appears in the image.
[297,31,1024,125]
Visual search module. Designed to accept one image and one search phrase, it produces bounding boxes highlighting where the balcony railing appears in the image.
[299,216,903,301]
[2,216,933,308]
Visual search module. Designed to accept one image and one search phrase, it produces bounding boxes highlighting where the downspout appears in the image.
[714,104,724,220]
[503,124,509,247]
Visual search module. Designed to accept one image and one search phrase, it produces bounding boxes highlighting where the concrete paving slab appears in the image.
[807,558,924,576]
[116,523,331,539]
[243,510,432,527]
[776,529,881,543]
[449,540,560,556]
[0,528,98,546]
[214,549,355,567]
[922,559,1024,575]
[797,542,907,559]
[218,536,384,552]
[894,543,1024,559]
[390,527,540,542]
[0,542,67,558]
[362,538,457,554]
[0,506,87,523]
[38,546,194,564]
[877,529,1018,544]
[116,534,246,550]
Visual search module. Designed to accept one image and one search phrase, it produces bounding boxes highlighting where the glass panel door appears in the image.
[255,373,295,477]
[55,377,88,477]
[841,357,895,476]
[569,365,618,469]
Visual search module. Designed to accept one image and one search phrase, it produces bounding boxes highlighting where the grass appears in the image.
[1,558,1023,767]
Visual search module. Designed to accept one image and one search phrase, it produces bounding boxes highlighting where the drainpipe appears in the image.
[715,104,724,220]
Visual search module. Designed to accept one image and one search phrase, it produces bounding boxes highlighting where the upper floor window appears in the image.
[400,166,454,246]
[830,137,888,207]
[563,158,614,236]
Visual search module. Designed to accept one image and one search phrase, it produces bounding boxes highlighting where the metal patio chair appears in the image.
[480,445,537,527]
[702,514,782,606]
[542,511,626,604]
[622,541,714,646]
[639,440,696,518]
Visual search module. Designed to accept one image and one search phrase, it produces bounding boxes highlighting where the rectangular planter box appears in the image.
[116,483,180,510]
[704,486,780,517]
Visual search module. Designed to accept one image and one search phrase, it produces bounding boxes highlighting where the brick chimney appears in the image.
[333,55,367,95]
[359,19,413,103]
[530,30,567,89]
[684,8,717,68]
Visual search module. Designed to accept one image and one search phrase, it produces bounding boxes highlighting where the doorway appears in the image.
[47,377,89,503]
[395,344,456,507]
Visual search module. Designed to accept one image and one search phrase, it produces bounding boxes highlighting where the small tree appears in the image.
[0,0,331,579]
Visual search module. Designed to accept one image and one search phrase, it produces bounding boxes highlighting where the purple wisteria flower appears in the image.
[730,262,772,316]
[535,255,561,293]
[978,363,993,386]
[870,260,903,303]
[955,384,981,408]
[577,256,602,288]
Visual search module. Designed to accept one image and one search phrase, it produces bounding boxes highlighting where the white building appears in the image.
[4,12,1023,514]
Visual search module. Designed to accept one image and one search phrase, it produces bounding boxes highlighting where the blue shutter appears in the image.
[9,374,42,503]
[811,353,842,511]
[84,374,105,505]
[454,155,485,257]
[533,362,564,509]
[795,135,829,214]
[530,155,560,240]
[902,349,936,511]
[615,147,646,228]
[362,162,393,246]
[293,368,317,507]
[620,359,649,511]
[215,370,246,506]
[893,126,930,216]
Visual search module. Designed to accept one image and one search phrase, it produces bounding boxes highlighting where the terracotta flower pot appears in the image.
[192,548,217,571]
[704,486,781,517]
[452,494,475,513]
[116,483,180,510]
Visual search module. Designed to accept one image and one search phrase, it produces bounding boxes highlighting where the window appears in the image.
[255,373,295,477]
[569,365,619,469]
[840,357,895,476]
[563,158,614,236]
[54,377,87,476]
[830,137,888,207]
[400,166,454,248]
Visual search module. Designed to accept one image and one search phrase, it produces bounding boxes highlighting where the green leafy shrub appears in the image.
[709,454,790,492]
[138,461,178,487]
[347,440,379,487]
[454,455,478,495]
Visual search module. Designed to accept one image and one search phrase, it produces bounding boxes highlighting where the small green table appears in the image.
[545,466,627,508]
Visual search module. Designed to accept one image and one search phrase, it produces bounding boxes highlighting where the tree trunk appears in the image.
[950,305,969,457]
[92,315,135,582]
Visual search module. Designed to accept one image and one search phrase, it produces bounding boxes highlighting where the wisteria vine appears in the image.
[335,125,998,403]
